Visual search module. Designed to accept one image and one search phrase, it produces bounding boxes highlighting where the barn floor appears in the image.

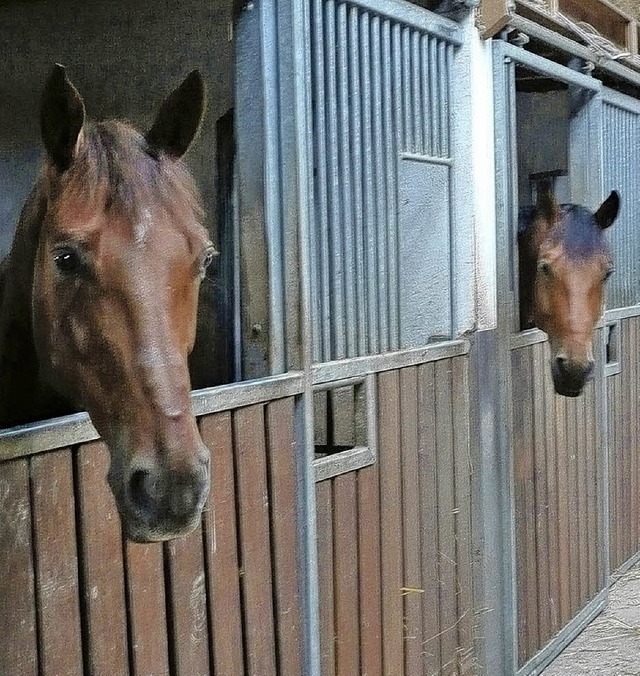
[543,561,640,675]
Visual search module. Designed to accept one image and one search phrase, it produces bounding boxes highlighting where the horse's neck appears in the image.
[518,227,537,330]
[0,184,69,427]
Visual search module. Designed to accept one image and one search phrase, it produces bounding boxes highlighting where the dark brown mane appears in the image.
[48,121,203,227]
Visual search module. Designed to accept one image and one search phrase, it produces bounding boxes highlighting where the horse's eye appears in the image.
[538,260,552,277]
[53,246,83,275]
[604,267,614,281]
[199,247,218,277]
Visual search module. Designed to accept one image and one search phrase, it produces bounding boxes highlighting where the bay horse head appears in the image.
[518,188,619,397]
[32,66,214,541]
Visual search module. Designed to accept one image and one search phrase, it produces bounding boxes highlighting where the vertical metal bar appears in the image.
[374,18,389,353]
[337,2,356,358]
[349,6,367,357]
[260,0,286,373]
[429,36,438,157]
[361,11,378,356]
[312,0,331,363]
[402,26,412,153]
[388,21,401,351]
[438,40,448,157]
[325,0,346,360]
[412,30,423,155]
[421,34,431,157]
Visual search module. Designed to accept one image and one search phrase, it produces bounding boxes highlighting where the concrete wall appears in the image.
[0,0,234,257]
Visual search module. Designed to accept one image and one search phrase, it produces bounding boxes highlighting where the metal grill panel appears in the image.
[603,94,640,310]
[310,0,456,362]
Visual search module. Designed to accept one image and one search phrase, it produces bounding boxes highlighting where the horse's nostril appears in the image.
[128,469,156,515]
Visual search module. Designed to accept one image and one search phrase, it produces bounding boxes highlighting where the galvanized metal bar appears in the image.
[412,30,423,154]
[399,151,453,165]
[325,0,346,360]
[337,2,357,358]
[338,0,463,46]
[349,5,367,358]
[509,329,548,350]
[421,34,431,156]
[260,0,287,373]
[312,339,470,384]
[429,36,438,157]
[360,10,379,355]
[377,17,390,352]
[402,26,412,153]
[495,38,601,92]
[438,40,448,157]
[388,21,401,350]
[312,0,332,363]
[604,305,640,322]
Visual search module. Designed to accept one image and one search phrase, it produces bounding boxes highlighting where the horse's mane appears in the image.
[518,203,606,260]
[52,121,204,227]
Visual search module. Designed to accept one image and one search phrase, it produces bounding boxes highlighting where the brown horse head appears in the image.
[519,189,619,397]
[32,65,214,541]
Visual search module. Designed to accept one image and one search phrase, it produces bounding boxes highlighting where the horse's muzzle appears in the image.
[110,452,210,542]
[551,356,594,397]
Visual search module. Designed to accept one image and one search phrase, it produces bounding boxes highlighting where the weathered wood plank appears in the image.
[201,412,245,676]
[234,404,278,676]
[165,527,210,676]
[77,441,129,675]
[555,392,571,626]
[418,362,441,674]
[452,357,474,673]
[31,450,83,676]
[399,367,423,675]
[435,359,459,671]
[124,541,169,676]
[358,463,383,676]
[0,459,38,676]
[377,370,404,676]
[265,398,304,676]
[333,472,360,675]
[316,480,335,676]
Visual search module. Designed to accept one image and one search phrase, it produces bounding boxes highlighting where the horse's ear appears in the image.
[535,182,559,223]
[146,71,205,159]
[595,191,620,230]
[40,64,86,173]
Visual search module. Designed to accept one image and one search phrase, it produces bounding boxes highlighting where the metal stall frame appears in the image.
[491,37,610,676]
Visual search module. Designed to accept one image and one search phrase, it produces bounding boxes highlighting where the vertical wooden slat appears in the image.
[266,398,303,676]
[31,450,83,676]
[608,373,616,572]
[543,344,560,635]
[585,379,598,596]
[77,441,129,675]
[124,541,169,676]
[615,372,623,571]
[633,320,640,559]
[452,357,474,673]
[576,387,588,607]
[566,396,580,616]
[435,359,458,671]
[317,480,335,676]
[378,369,404,676]
[165,527,210,676]
[333,472,360,675]
[201,412,245,676]
[418,362,441,674]
[532,343,550,646]
[234,404,278,676]
[400,367,423,675]
[555,393,571,626]
[358,463,383,676]
[0,459,38,676]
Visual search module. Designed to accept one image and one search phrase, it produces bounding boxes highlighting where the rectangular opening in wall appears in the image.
[605,320,621,376]
[313,377,376,481]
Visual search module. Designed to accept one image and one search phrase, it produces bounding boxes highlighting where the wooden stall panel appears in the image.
[513,340,604,668]
[31,449,83,676]
[265,398,304,676]
[200,412,245,676]
[609,316,640,574]
[316,480,336,676]
[234,404,278,676]
[0,459,38,676]
[76,441,129,675]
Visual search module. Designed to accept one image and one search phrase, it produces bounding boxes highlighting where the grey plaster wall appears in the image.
[0,0,234,257]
